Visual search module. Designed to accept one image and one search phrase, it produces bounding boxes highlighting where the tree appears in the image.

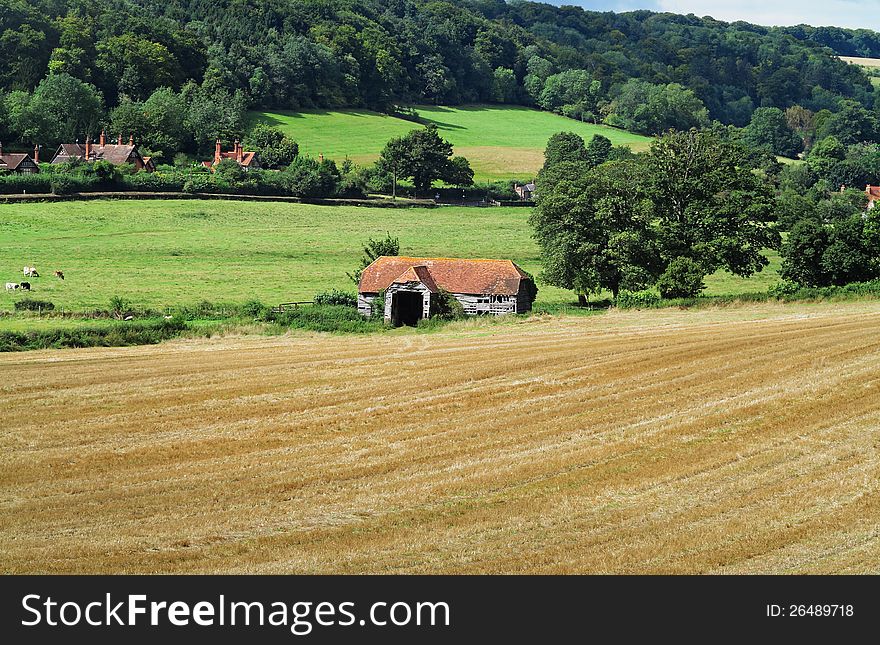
[182,82,247,152]
[780,212,880,287]
[608,80,709,135]
[542,132,587,169]
[585,135,612,168]
[780,219,829,287]
[643,129,780,283]
[110,99,149,143]
[524,55,554,104]
[445,156,474,187]
[282,156,341,198]
[19,73,104,146]
[530,158,660,302]
[141,87,189,158]
[95,35,181,101]
[742,107,803,158]
[347,233,400,284]
[376,124,472,194]
[491,68,517,103]
[539,69,601,118]
[656,257,706,298]
[816,100,879,145]
[244,123,298,169]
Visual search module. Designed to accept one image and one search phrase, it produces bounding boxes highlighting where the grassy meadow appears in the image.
[251,104,652,180]
[0,199,780,321]
[4,301,880,573]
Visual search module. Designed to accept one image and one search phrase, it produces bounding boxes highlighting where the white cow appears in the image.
[5,282,20,291]
[23,266,39,277]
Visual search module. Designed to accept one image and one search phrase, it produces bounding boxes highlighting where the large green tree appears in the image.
[376,124,473,194]
[244,123,298,169]
[742,107,803,158]
[530,157,660,302]
[18,72,104,146]
[643,129,780,287]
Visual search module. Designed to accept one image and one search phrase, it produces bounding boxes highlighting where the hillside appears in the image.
[3,301,880,573]
[2,0,876,160]
[252,105,652,180]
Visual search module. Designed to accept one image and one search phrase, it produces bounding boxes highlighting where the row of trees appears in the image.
[0,74,252,162]
[531,129,778,302]
[532,126,880,302]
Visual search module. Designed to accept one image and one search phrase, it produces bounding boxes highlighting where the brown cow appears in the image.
[53,270,64,280]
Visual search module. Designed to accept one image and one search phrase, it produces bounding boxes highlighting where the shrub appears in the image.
[0,318,188,352]
[109,295,131,318]
[13,299,55,311]
[616,290,661,309]
[0,174,52,194]
[283,156,341,197]
[656,258,706,299]
[270,304,384,333]
[432,289,465,320]
[239,299,269,319]
[314,290,357,307]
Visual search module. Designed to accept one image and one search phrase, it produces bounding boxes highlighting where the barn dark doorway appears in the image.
[391,291,423,326]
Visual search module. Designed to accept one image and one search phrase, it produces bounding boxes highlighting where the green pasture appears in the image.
[251,104,652,181]
[0,199,780,329]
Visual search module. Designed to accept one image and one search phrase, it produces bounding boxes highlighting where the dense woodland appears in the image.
[1,0,879,156]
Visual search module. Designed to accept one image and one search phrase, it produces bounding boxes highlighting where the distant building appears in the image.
[867,185,880,210]
[358,256,536,325]
[514,182,536,201]
[50,131,155,171]
[202,139,260,171]
[0,143,39,174]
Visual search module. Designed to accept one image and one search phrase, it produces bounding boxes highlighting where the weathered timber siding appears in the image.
[358,293,377,317]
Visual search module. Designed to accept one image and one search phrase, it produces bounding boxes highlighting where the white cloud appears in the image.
[657,0,879,30]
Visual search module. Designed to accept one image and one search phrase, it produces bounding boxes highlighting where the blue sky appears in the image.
[557,1,880,31]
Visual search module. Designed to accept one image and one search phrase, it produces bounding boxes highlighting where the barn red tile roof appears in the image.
[392,265,439,292]
[360,256,531,296]
[867,185,880,200]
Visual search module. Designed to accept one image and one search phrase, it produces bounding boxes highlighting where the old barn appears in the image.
[358,256,537,325]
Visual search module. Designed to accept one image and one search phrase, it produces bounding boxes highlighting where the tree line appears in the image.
[531,127,880,303]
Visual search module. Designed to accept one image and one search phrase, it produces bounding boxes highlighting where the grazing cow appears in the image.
[53,270,64,280]
[5,282,19,291]
[23,266,39,277]
[19,281,30,291]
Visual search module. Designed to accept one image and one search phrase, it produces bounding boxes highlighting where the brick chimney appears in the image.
[33,144,39,163]
[129,134,134,145]
[214,138,222,165]
[117,134,123,145]
[100,129,106,147]
[85,136,91,160]
[235,139,243,163]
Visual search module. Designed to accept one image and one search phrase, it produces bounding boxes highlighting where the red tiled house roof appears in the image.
[359,256,531,296]
[50,132,154,171]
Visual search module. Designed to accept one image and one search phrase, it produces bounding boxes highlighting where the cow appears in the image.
[19,281,30,291]
[23,266,39,277]
[5,282,19,291]
[53,270,64,280]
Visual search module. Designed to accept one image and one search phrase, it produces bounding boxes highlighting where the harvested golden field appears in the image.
[2,302,880,574]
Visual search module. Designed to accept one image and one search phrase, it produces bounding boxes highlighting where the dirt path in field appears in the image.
[2,302,880,574]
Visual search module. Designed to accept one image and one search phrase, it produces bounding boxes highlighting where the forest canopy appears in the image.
[0,0,878,159]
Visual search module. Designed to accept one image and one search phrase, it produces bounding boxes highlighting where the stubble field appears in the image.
[2,301,879,574]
